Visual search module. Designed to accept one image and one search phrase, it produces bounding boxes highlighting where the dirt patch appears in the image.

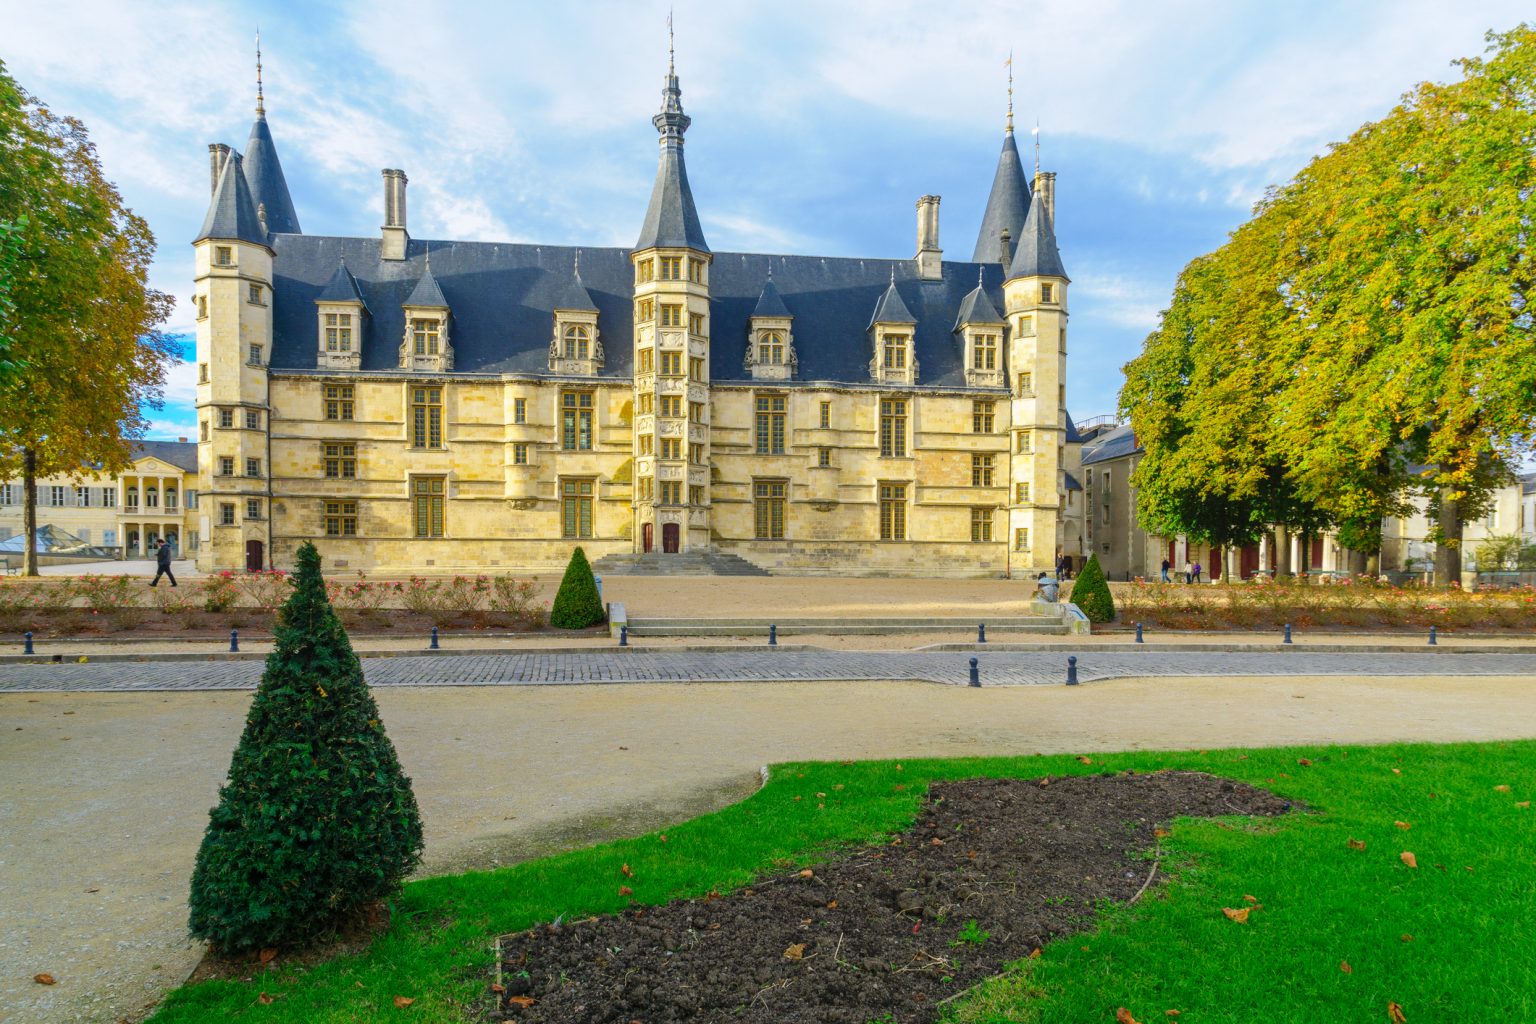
[494,772,1290,1023]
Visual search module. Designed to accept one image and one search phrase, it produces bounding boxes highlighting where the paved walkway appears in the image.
[4,648,1536,691]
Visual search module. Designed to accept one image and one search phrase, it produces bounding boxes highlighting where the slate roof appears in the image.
[1522,472,1536,495]
[867,276,918,328]
[1063,471,1082,491]
[1064,411,1083,444]
[265,237,1015,389]
[972,129,1031,264]
[133,440,198,472]
[1080,424,1141,466]
[953,275,1005,329]
[316,262,367,307]
[1007,190,1067,281]
[634,67,710,253]
[195,153,266,247]
[752,278,792,319]
[404,262,450,308]
[244,115,302,235]
[551,267,599,311]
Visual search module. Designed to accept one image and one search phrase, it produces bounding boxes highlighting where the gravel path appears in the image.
[4,669,1536,1023]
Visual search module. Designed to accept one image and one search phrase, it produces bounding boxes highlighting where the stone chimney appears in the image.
[998,226,1013,268]
[381,168,409,261]
[208,143,232,195]
[1032,171,1056,222]
[914,194,942,280]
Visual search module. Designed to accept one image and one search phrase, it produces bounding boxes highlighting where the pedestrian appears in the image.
[150,539,177,588]
[1160,558,1171,583]
[1192,560,1203,584]
[1182,560,1192,584]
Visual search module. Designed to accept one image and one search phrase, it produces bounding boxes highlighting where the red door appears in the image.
[1210,546,1223,581]
[661,523,680,553]
[1310,537,1325,570]
[245,540,264,572]
[1240,545,1260,579]
[643,523,654,553]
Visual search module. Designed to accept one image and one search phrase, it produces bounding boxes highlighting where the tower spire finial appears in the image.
[1005,51,1013,134]
[1032,119,1040,176]
[668,7,675,75]
[255,28,265,118]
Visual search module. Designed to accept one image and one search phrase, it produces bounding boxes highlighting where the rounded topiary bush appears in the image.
[1071,553,1116,623]
[550,546,605,629]
[188,541,423,953]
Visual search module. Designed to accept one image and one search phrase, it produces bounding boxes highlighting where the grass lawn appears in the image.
[147,739,1536,1023]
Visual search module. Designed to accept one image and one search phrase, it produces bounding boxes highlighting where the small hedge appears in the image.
[551,546,605,629]
[187,542,423,953]
[1071,553,1116,623]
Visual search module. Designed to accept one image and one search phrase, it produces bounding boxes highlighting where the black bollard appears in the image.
[977,623,987,644]
[1283,623,1293,645]
[968,656,980,687]
[619,624,629,647]
[23,631,34,655]
[768,623,777,647]
[1428,625,1437,646]
[1135,622,1144,644]
[430,626,440,650]
[1066,655,1079,685]
[229,629,239,653]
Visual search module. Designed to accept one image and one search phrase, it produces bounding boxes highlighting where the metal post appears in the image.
[968,656,980,687]
[768,623,777,646]
[594,574,603,605]
[430,626,440,650]
[1283,623,1292,645]
[977,623,987,644]
[229,629,239,653]
[1066,655,1079,685]
[23,631,33,655]
[619,624,629,647]
[1134,622,1144,644]
[1428,625,1437,646]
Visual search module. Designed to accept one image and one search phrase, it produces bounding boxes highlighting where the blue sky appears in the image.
[5,0,1528,438]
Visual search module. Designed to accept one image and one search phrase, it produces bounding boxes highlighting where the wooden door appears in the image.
[661,522,680,553]
[1240,544,1260,579]
[245,540,264,572]
[642,522,654,553]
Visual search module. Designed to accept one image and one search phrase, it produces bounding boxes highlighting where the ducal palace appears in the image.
[190,52,1075,576]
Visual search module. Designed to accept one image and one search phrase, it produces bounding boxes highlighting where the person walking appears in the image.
[1182,560,1193,584]
[150,539,177,587]
[1192,560,1203,584]
[1160,558,1171,583]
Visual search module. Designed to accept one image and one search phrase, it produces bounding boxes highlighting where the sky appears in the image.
[4,0,1528,439]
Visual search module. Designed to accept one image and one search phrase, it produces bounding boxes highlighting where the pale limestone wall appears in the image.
[1004,277,1065,574]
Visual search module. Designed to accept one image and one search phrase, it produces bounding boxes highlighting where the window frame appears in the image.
[412,476,446,538]
[755,393,787,455]
[561,390,595,451]
[879,482,907,541]
[411,385,444,449]
[879,397,908,458]
[753,479,787,539]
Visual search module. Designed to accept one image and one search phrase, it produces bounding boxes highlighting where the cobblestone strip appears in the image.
[3,650,1536,693]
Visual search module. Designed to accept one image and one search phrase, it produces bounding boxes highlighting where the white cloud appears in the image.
[1072,268,1166,331]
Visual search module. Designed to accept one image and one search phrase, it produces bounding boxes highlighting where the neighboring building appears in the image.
[192,50,1080,576]
[1383,471,1536,575]
[0,441,200,561]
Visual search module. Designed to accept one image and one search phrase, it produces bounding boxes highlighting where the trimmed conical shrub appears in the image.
[1070,553,1116,623]
[188,542,423,952]
[550,545,605,629]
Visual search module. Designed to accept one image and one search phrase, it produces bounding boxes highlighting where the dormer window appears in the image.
[325,313,354,352]
[316,262,367,370]
[883,335,908,370]
[758,332,785,365]
[399,261,453,371]
[563,325,590,360]
[972,334,998,370]
[412,318,440,355]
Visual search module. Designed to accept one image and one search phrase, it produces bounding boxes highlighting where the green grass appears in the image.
[146,741,1536,1022]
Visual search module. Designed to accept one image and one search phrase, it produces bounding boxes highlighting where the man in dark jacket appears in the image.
[150,539,177,587]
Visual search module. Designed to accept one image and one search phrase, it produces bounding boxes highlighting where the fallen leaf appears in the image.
[1495,785,1511,792]
[783,943,806,961]
[490,983,506,994]
[834,784,845,790]
[793,796,802,801]
[1341,961,1353,974]
[506,995,536,1008]
[620,863,634,877]
[257,992,274,1005]
[1115,1009,1143,1024]
[1400,852,1418,869]
[1243,894,1259,904]
[816,792,827,798]
[912,923,921,934]
[393,995,414,1008]
[1395,821,1411,830]
[1298,758,1313,766]
[967,850,978,859]
[34,973,56,985]
[1401,934,1413,942]
[258,947,277,964]
[1391,768,1402,775]
[1029,948,1042,958]
[826,900,838,909]
[1078,756,1093,765]
[1221,907,1250,924]
[1154,828,1170,839]
[893,784,907,791]
[930,837,944,846]
[895,764,903,771]
[1348,838,1367,851]
[659,834,668,842]
[1388,1001,1407,1023]
[1166,1013,1181,1019]
[619,886,633,896]
[1519,802,1531,809]
[799,869,814,878]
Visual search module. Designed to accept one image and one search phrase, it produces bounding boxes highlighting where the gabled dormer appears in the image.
[744,274,795,380]
[399,255,453,372]
[954,270,1006,388]
[315,260,366,371]
[867,271,918,386]
[548,258,603,376]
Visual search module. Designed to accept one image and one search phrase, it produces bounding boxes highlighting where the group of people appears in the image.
[1160,558,1203,584]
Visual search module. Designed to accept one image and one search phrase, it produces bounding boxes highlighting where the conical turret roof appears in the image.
[244,116,301,235]
[195,151,266,246]
[1007,194,1068,281]
[634,58,709,252]
[972,130,1030,264]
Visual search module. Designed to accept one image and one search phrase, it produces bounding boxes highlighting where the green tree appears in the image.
[550,546,605,629]
[0,216,26,385]
[189,542,423,952]
[1070,553,1116,623]
[0,61,177,574]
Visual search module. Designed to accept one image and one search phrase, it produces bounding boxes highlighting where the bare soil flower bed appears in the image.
[494,772,1291,1023]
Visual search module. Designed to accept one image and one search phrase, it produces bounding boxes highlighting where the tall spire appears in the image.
[1033,119,1040,177]
[255,29,265,119]
[970,63,1032,264]
[242,35,301,235]
[634,19,709,252]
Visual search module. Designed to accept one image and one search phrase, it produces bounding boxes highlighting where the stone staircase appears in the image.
[622,614,1067,637]
[590,551,771,577]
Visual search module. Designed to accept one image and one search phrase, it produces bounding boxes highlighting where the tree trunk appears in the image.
[1365,550,1380,576]
[1434,488,1462,585]
[22,447,38,577]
